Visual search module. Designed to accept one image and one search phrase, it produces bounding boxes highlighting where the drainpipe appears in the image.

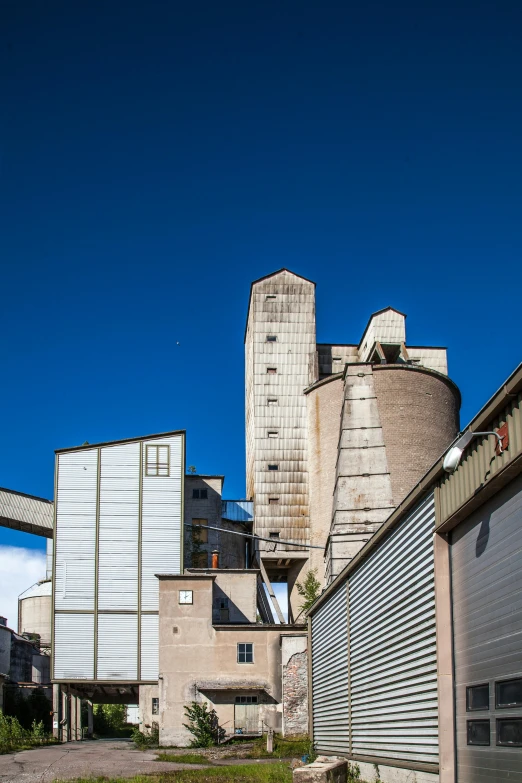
[211,550,219,569]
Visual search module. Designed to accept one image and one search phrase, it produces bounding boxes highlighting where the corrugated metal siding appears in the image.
[439,392,522,525]
[0,486,54,536]
[54,613,95,679]
[97,614,138,680]
[349,494,438,765]
[55,450,98,611]
[141,434,183,610]
[311,582,350,753]
[140,614,159,680]
[98,443,140,610]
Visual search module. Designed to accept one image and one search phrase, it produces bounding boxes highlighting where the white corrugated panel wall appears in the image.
[55,450,98,611]
[98,443,140,610]
[141,434,183,611]
[311,581,350,753]
[54,613,95,679]
[97,614,138,680]
[140,614,159,680]
[349,494,438,765]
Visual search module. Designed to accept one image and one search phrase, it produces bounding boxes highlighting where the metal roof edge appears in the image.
[0,486,53,504]
[55,429,186,454]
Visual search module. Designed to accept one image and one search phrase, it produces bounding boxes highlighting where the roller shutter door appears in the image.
[349,494,438,765]
[451,475,522,783]
[311,582,349,753]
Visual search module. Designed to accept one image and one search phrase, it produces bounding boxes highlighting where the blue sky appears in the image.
[1,0,521,558]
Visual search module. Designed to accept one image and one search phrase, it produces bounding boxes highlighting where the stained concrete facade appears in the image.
[157,571,307,746]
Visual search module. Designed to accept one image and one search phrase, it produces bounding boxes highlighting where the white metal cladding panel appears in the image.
[141,435,183,611]
[98,443,140,610]
[54,613,94,679]
[311,582,350,753]
[97,614,138,680]
[140,614,159,680]
[349,494,438,765]
[55,450,98,611]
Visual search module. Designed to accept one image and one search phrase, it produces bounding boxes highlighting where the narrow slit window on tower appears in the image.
[333,356,342,363]
[267,367,277,374]
[269,532,280,539]
[266,335,277,342]
[265,294,277,301]
[267,431,279,438]
[267,398,278,406]
[269,497,280,505]
[145,445,170,477]
[268,464,279,471]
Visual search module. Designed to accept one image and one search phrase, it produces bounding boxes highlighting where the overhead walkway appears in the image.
[0,486,53,538]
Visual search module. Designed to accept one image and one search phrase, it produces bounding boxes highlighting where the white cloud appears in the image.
[0,546,46,631]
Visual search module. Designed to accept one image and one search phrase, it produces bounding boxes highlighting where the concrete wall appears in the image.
[157,573,305,746]
[373,365,460,506]
[281,634,308,737]
[139,683,159,732]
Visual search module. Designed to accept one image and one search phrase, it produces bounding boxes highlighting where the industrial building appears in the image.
[308,362,522,782]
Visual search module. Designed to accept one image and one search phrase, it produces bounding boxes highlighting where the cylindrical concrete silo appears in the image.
[18,579,52,651]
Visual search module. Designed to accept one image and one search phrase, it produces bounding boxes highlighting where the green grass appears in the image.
[156,753,210,764]
[240,735,312,759]
[53,763,293,783]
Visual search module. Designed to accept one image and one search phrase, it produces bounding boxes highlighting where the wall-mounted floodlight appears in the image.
[442,431,505,474]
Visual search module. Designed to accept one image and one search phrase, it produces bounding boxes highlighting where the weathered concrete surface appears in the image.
[0,739,209,783]
[294,756,347,783]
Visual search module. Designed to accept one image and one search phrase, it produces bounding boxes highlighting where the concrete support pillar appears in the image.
[70,695,77,741]
[52,684,61,740]
[76,697,83,740]
[61,688,69,742]
[434,531,456,783]
[87,701,94,737]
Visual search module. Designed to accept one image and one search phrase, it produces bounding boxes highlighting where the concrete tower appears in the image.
[245,269,317,616]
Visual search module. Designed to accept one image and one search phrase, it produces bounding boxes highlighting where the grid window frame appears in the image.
[466,684,490,712]
[467,719,490,746]
[496,717,522,747]
[496,678,522,709]
[145,444,170,477]
[192,488,208,500]
[237,642,254,664]
[235,695,258,704]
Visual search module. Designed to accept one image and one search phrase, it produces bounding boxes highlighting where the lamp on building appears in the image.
[442,430,506,474]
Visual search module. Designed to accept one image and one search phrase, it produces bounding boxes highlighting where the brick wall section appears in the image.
[306,376,344,583]
[282,649,309,736]
[374,365,460,505]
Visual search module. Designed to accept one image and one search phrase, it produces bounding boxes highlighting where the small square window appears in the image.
[192,519,208,544]
[268,464,279,471]
[267,398,278,406]
[467,684,490,711]
[268,498,279,505]
[267,367,277,375]
[269,532,279,539]
[152,698,159,715]
[467,720,490,746]
[145,445,170,477]
[497,718,522,746]
[333,356,342,362]
[496,678,522,708]
[265,294,277,301]
[267,431,279,438]
[237,643,254,663]
[192,489,208,499]
[266,335,277,342]
[235,695,257,703]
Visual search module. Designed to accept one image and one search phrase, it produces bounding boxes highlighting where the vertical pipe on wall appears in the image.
[434,530,456,783]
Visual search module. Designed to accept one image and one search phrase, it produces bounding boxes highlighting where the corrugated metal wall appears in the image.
[53,432,183,682]
[311,493,438,767]
[349,494,438,765]
[311,582,350,753]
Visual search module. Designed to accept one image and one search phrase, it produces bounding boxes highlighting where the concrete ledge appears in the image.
[294,756,347,783]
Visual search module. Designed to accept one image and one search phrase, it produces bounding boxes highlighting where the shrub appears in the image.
[183,702,223,748]
[131,725,159,749]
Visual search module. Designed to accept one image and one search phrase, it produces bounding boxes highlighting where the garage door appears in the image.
[451,474,522,783]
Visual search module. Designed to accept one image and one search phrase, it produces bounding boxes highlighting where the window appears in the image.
[192,551,208,568]
[237,643,254,663]
[496,678,522,708]
[179,590,193,604]
[235,696,258,704]
[467,720,490,746]
[269,532,279,539]
[268,498,279,505]
[267,398,278,406]
[192,519,208,544]
[497,718,522,746]
[268,464,279,471]
[192,489,208,499]
[267,367,277,375]
[145,445,170,477]
[266,335,277,342]
[152,698,159,715]
[333,356,342,363]
[467,684,490,711]
[267,431,279,438]
[265,294,277,301]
